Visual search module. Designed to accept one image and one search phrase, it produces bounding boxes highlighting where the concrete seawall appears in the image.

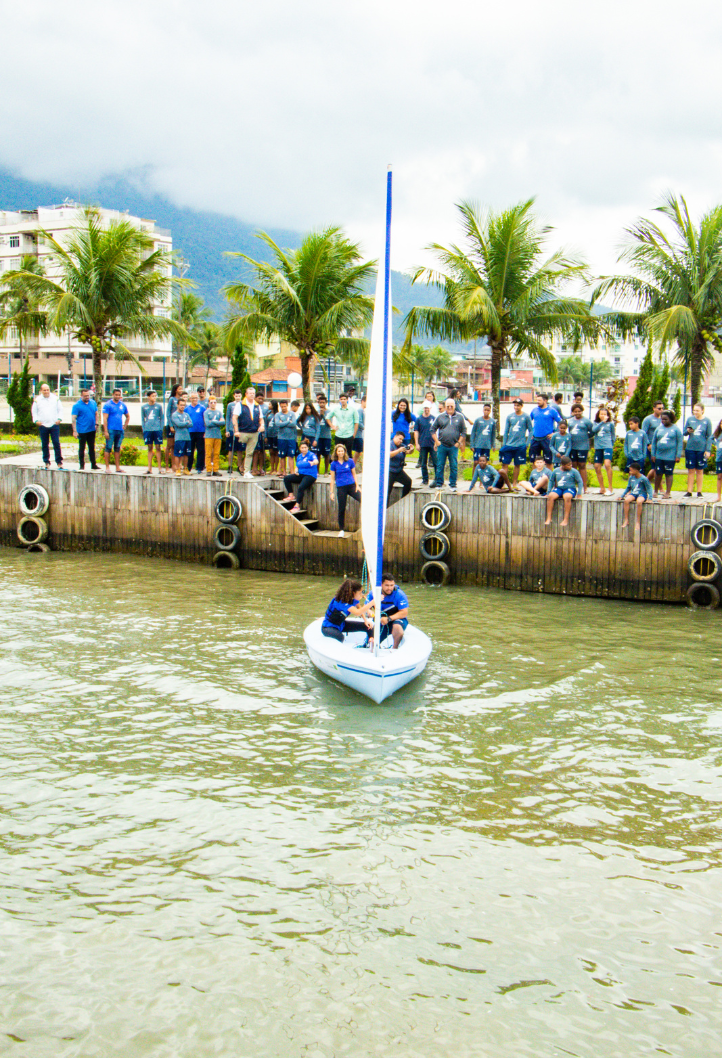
[0,464,716,603]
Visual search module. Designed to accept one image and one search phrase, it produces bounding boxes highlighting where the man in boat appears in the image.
[366,574,409,650]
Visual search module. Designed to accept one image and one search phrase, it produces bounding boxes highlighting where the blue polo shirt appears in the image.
[331,458,356,486]
[103,400,128,431]
[530,405,562,437]
[186,403,206,432]
[71,399,97,433]
[367,586,409,613]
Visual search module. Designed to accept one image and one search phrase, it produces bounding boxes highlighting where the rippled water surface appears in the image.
[1,548,721,1057]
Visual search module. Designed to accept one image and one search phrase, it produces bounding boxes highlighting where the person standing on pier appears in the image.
[567,404,594,493]
[274,399,298,476]
[353,396,366,472]
[414,401,436,486]
[164,384,182,473]
[141,389,164,475]
[432,397,467,490]
[171,396,193,476]
[314,395,333,475]
[32,383,65,470]
[102,389,130,475]
[529,393,562,467]
[499,399,532,487]
[651,410,683,500]
[186,391,206,474]
[642,400,665,481]
[330,393,359,457]
[592,407,616,495]
[550,419,571,467]
[623,416,647,473]
[330,443,361,537]
[470,404,496,465]
[545,456,584,527]
[232,386,264,479]
[683,403,712,498]
[203,395,225,476]
[264,399,279,474]
[619,463,653,529]
[225,389,243,475]
[71,388,99,471]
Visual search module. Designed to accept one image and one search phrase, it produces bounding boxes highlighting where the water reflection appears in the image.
[0,548,720,1057]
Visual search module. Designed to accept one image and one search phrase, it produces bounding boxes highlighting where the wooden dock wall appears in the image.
[0,465,716,602]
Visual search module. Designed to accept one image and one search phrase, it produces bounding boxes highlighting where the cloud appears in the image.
[2,0,722,275]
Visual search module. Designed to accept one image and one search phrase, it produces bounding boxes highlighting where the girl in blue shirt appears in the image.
[283,440,319,512]
[321,578,374,644]
[390,398,415,442]
[592,407,616,495]
[330,443,360,537]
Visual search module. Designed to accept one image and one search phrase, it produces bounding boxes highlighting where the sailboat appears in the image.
[304,167,432,703]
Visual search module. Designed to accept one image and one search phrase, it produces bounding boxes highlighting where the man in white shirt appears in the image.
[31,384,65,469]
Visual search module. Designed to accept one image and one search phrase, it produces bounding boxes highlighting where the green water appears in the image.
[1,548,721,1057]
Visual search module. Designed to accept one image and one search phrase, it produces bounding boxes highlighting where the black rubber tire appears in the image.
[212,550,241,569]
[686,582,720,610]
[420,501,451,531]
[687,550,722,583]
[215,495,243,525]
[18,484,50,517]
[17,516,49,545]
[213,523,242,551]
[690,518,722,551]
[420,559,451,585]
[26,543,51,553]
[419,530,451,561]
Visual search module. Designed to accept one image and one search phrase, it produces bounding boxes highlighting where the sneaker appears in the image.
[684,491,693,497]
[338,530,345,538]
[243,471,253,479]
[183,469,190,475]
[697,492,704,498]
[289,504,301,513]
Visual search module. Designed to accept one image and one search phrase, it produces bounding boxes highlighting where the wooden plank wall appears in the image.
[0,465,716,603]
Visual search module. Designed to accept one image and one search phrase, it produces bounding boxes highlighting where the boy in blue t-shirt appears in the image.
[619,462,654,529]
[545,456,584,527]
[141,389,165,474]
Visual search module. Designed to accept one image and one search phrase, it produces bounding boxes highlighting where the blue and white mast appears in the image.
[360,166,393,656]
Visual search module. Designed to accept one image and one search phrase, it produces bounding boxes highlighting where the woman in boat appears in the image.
[330,443,361,538]
[321,579,374,643]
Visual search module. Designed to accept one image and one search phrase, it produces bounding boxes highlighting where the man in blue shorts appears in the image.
[315,394,333,474]
[102,388,130,474]
[529,393,562,466]
[499,399,532,486]
[366,573,409,650]
[141,389,164,474]
[470,404,496,465]
[567,403,594,492]
[545,456,584,527]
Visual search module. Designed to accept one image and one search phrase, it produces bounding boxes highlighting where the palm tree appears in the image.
[404,199,602,423]
[556,355,586,388]
[173,290,210,386]
[421,345,456,386]
[1,207,190,404]
[593,193,722,405]
[189,320,221,386]
[0,254,47,367]
[224,228,375,399]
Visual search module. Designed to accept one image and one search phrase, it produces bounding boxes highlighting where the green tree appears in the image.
[403,199,602,424]
[223,339,252,417]
[556,355,586,388]
[6,357,35,434]
[0,254,47,366]
[224,228,375,400]
[672,387,681,421]
[651,361,670,406]
[2,207,191,405]
[189,320,221,386]
[173,290,210,386]
[593,193,722,405]
[624,347,655,424]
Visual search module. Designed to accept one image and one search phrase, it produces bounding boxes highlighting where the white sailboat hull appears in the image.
[304,618,431,703]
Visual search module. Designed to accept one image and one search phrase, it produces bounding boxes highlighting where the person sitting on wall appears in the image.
[321,579,374,643]
[387,431,414,505]
[102,388,130,475]
[366,573,409,651]
[545,455,584,527]
[518,456,550,496]
[467,453,508,493]
[619,462,654,529]
[284,439,319,513]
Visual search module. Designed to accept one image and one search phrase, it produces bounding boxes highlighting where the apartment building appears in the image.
[0,203,173,397]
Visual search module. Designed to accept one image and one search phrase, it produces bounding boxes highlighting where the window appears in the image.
[9,235,19,248]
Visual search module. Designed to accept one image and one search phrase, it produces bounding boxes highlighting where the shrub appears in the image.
[118,443,141,466]
[7,360,36,434]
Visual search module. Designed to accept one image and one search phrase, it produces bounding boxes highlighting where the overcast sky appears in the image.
[2,0,722,277]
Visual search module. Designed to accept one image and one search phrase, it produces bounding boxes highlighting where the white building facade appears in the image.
[0,203,173,397]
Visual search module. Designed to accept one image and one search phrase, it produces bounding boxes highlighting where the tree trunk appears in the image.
[689,340,705,407]
[489,341,503,430]
[301,350,316,401]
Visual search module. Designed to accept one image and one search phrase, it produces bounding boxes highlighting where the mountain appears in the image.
[0,167,454,347]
